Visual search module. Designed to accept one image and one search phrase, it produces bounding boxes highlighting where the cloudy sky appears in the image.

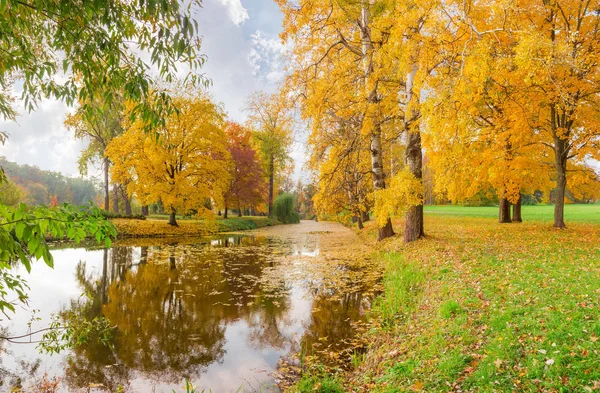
[0,0,307,182]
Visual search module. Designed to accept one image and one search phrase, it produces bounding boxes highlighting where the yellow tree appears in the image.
[246,91,293,218]
[279,0,447,242]
[423,0,554,223]
[311,124,374,229]
[106,93,230,226]
[277,0,401,240]
[512,0,600,228]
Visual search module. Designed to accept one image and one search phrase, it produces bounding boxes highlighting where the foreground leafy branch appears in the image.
[0,202,117,315]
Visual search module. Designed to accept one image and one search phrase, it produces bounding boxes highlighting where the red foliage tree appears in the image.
[223,122,266,218]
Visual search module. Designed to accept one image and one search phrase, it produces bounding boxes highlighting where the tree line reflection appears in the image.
[63,235,369,391]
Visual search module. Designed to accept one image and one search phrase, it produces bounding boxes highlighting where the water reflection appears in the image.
[2,229,375,392]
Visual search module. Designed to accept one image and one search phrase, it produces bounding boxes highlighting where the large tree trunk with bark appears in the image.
[553,135,568,228]
[404,132,424,242]
[512,194,522,223]
[103,158,110,211]
[141,205,149,216]
[224,206,228,219]
[168,209,178,226]
[403,64,424,243]
[112,184,119,214]
[268,155,274,218]
[238,206,243,217]
[499,197,511,223]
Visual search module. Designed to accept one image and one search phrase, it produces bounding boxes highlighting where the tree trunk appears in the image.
[371,130,395,241]
[168,209,178,227]
[512,194,522,223]
[238,206,243,217]
[403,64,424,243]
[268,155,274,218]
[357,214,364,230]
[123,190,132,216]
[361,210,370,223]
[361,3,393,242]
[141,205,149,216]
[553,135,568,228]
[104,158,110,211]
[224,206,228,219]
[112,184,119,214]
[499,197,511,223]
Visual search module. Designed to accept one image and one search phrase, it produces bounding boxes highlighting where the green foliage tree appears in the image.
[65,97,124,211]
[273,193,300,224]
[246,91,293,218]
[0,177,22,206]
[0,203,116,315]
[0,0,206,127]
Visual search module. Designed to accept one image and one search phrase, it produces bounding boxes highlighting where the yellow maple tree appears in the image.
[106,92,230,226]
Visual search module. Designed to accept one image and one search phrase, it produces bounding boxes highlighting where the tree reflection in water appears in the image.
[64,236,294,391]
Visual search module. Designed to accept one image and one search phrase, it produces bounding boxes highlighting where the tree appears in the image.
[512,0,600,228]
[65,97,124,212]
[311,124,374,229]
[106,93,230,227]
[246,91,293,218]
[273,193,300,224]
[1,0,205,128]
[423,3,554,223]
[278,0,438,241]
[0,177,23,206]
[278,0,400,240]
[222,122,266,219]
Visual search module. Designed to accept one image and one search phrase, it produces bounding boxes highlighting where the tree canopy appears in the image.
[106,92,230,226]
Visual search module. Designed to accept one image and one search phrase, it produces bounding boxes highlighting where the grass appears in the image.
[343,204,600,392]
[111,216,280,238]
[425,203,600,223]
[293,373,344,393]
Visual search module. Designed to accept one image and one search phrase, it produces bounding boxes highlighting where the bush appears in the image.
[274,193,300,224]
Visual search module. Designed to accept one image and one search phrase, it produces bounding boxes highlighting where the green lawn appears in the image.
[296,205,600,393]
[425,203,600,224]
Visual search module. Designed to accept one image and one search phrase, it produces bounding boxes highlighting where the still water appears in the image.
[0,221,379,392]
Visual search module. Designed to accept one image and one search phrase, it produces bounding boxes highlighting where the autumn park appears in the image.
[0,0,600,392]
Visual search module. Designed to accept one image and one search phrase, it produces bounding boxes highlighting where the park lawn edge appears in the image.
[111,216,281,238]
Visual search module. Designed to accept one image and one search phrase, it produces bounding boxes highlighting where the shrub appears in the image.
[274,193,300,224]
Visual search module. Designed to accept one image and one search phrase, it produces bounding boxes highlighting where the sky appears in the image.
[0,0,307,182]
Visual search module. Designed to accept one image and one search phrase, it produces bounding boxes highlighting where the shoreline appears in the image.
[110,216,281,239]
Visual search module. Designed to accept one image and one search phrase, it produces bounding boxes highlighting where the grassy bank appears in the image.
[111,216,280,238]
[295,204,600,392]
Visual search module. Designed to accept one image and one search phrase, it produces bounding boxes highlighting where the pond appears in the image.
[0,221,381,392]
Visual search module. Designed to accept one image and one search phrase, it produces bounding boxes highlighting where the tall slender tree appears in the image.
[246,91,293,218]
[65,97,124,212]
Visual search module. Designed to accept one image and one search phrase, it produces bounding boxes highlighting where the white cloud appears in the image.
[248,30,288,83]
[215,0,249,26]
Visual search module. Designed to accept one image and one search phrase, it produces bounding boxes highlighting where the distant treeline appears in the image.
[0,157,100,206]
